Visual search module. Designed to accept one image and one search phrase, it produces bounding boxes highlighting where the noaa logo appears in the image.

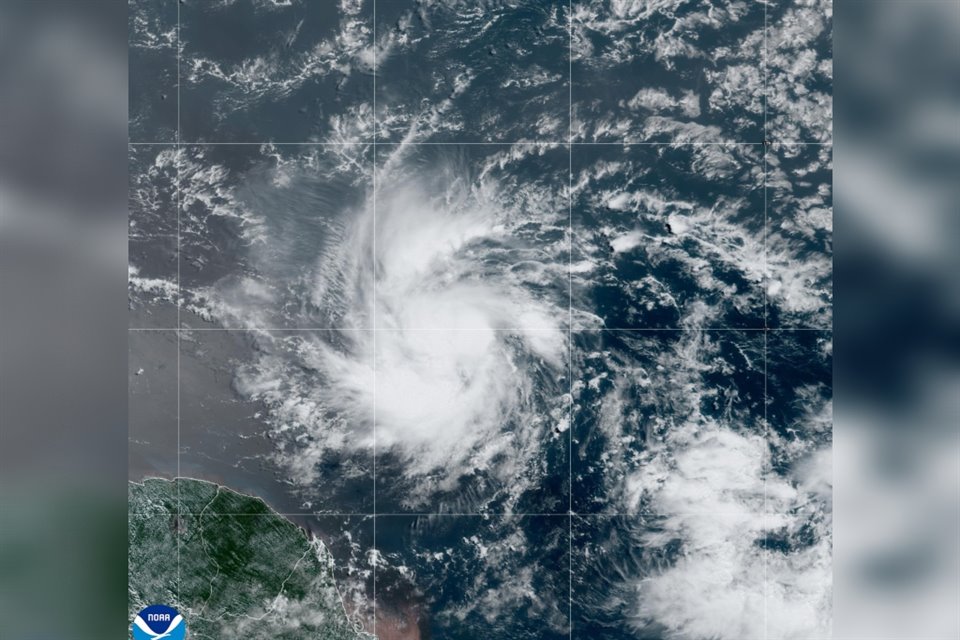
[132,604,186,640]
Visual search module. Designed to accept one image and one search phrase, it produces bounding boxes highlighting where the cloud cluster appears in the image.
[231,146,569,504]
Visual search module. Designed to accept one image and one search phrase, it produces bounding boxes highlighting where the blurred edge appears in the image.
[0,1,958,639]
[0,1,129,640]
[834,1,960,639]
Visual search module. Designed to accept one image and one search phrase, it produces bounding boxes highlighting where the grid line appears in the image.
[131,512,582,517]
[763,0,770,636]
[128,140,833,146]
[127,512,788,520]
[130,326,828,332]
[568,2,574,636]
[128,511,785,518]
[371,0,378,636]
[175,0,182,608]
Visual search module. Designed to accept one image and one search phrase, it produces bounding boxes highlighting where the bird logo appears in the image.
[132,605,186,640]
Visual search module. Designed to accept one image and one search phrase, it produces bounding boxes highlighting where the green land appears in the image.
[129,478,370,639]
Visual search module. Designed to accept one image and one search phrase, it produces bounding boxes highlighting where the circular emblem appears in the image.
[132,604,186,640]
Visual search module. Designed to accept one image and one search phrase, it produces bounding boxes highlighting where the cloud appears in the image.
[234,151,569,504]
[625,424,832,640]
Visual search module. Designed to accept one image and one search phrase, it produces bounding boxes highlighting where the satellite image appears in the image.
[129,0,832,638]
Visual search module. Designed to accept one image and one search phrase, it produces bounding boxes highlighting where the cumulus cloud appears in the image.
[626,424,831,640]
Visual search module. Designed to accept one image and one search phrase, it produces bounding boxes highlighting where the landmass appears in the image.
[129,478,371,639]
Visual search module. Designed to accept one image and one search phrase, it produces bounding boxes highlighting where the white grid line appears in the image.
[128,140,832,146]
[130,327,827,332]
[371,0,378,636]
[763,0,769,636]
[132,512,583,517]
[175,0,182,608]
[568,1,574,636]
[128,511,766,518]
[127,140,833,147]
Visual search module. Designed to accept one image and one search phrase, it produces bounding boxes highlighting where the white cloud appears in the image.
[234,160,568,504]
[625,424,832,640]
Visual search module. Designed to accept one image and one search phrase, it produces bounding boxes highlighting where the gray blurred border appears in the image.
[0,1,128,638]
[834,1,960,638]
